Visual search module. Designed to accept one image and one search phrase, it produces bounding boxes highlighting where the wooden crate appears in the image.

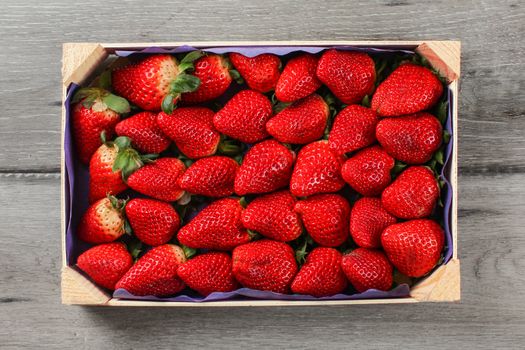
[61,41,460,306]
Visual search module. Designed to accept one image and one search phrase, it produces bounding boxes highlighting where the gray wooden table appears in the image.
[1,0,524,349]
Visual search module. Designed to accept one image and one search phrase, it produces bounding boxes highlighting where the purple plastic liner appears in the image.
[64,44,454,303]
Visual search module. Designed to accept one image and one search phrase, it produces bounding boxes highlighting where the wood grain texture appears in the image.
[0,0,524,349]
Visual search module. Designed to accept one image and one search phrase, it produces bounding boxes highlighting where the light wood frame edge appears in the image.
[61,41,460,306]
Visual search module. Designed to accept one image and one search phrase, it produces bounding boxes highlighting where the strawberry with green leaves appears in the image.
[177,198,250,250]
[234,140,295,196]
[381,219,445,277]
[213,90,273,144]
[241,190,302,242]
[341,145,395,197]
[77,196,127,244]
[179,156,239,198]
[229,52,281,93]
[77,242,133,290]
[115,111,171,154]
[266,94,329,144]
[116,244,187,296]
[316,49,376,104]
[371,63,443,117]
[125,198,180,246]
[232,239,297,293]
[290,140,345,197]
[342,248,393,292]
[381,166,439,219]
[177,252,239,296]
[275,53,322,102]
[294,194,350,247]
[72,87,130,164]
[350,197,397,249]
[291,247,347,297]
[112,52,202,113]
[376,112,443,164]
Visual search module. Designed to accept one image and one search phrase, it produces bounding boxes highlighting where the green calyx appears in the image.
[181,245,197,259]
[217,138,241,156]
[229,69,244,84]
[107,194,128,212]
[110,136,158,180]
[72,87,130,114]
[247,229,261,241]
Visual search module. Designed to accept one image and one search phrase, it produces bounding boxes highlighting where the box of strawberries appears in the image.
[61,41,460,306]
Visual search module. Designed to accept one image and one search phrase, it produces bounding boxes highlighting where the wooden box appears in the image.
[61,41,460,306]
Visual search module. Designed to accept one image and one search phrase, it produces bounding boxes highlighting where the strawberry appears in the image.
[112,53,202,113]
[126,198,180,246]
[115,111,170,154]
[213,90,273,143]
[177,252,239,296]
[127,157,186,202]
[241,190,302,242]
[341,145,395,196]
[229,52,281,93]
[341,248,393,292]
[316,49,376,104]
[157,107,220,159]
[381,166,439,219]
[232,240,297,293]
[291,247,347,297]
[71,88,129,164]
[349,197,397,249]
[381,219,445,277]
[179,156,238,197]
[115,244,187,296]
[371,63,443,117]
[294,194,350,247]
[266,94,329,144]
[328,105,379,156]
[290,140,345,197]
[181,54,232,103]
[275,54,322,102]
[177,198,250,250]
[235,140,294,195]
[77,242,133,290]
[88,142,127,204]
[77,196,127,244]
[376,112,443,164]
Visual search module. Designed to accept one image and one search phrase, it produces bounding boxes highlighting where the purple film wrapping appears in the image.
[64,44,454,302]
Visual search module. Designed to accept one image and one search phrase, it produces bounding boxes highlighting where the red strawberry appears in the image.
[241,190,302,242]
[316,49,376,104]
[328,105,379,155]
[179,156,239,197]
[177,252,239,296]
[341,145,395,196]
[294,194,350,247]
[376,112,443,164]
[182,54,232,103]
[127,158,186,202]
[115,244,187,296]
[229,52,281,93]
[266,94,329,144]
[157,107,220,159]
[126,198,180,246]
[232,240,297,293]
[112,53,201,113]
[275,54,322,102]
[213,90,273,143]
[290,140,345,197]
[235,140,294,195]
[371,63,443,117]
[115,111,170,154]
[77,242,133,290]
[72,88,129,164]
[341,248,393,292]
[177,198,250,250]
[350,197,397,248]
[381,166,439,219]
[291,247,347,297]
[77,197,126,244]
[88,142,128,203]
[381,219,445,277]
